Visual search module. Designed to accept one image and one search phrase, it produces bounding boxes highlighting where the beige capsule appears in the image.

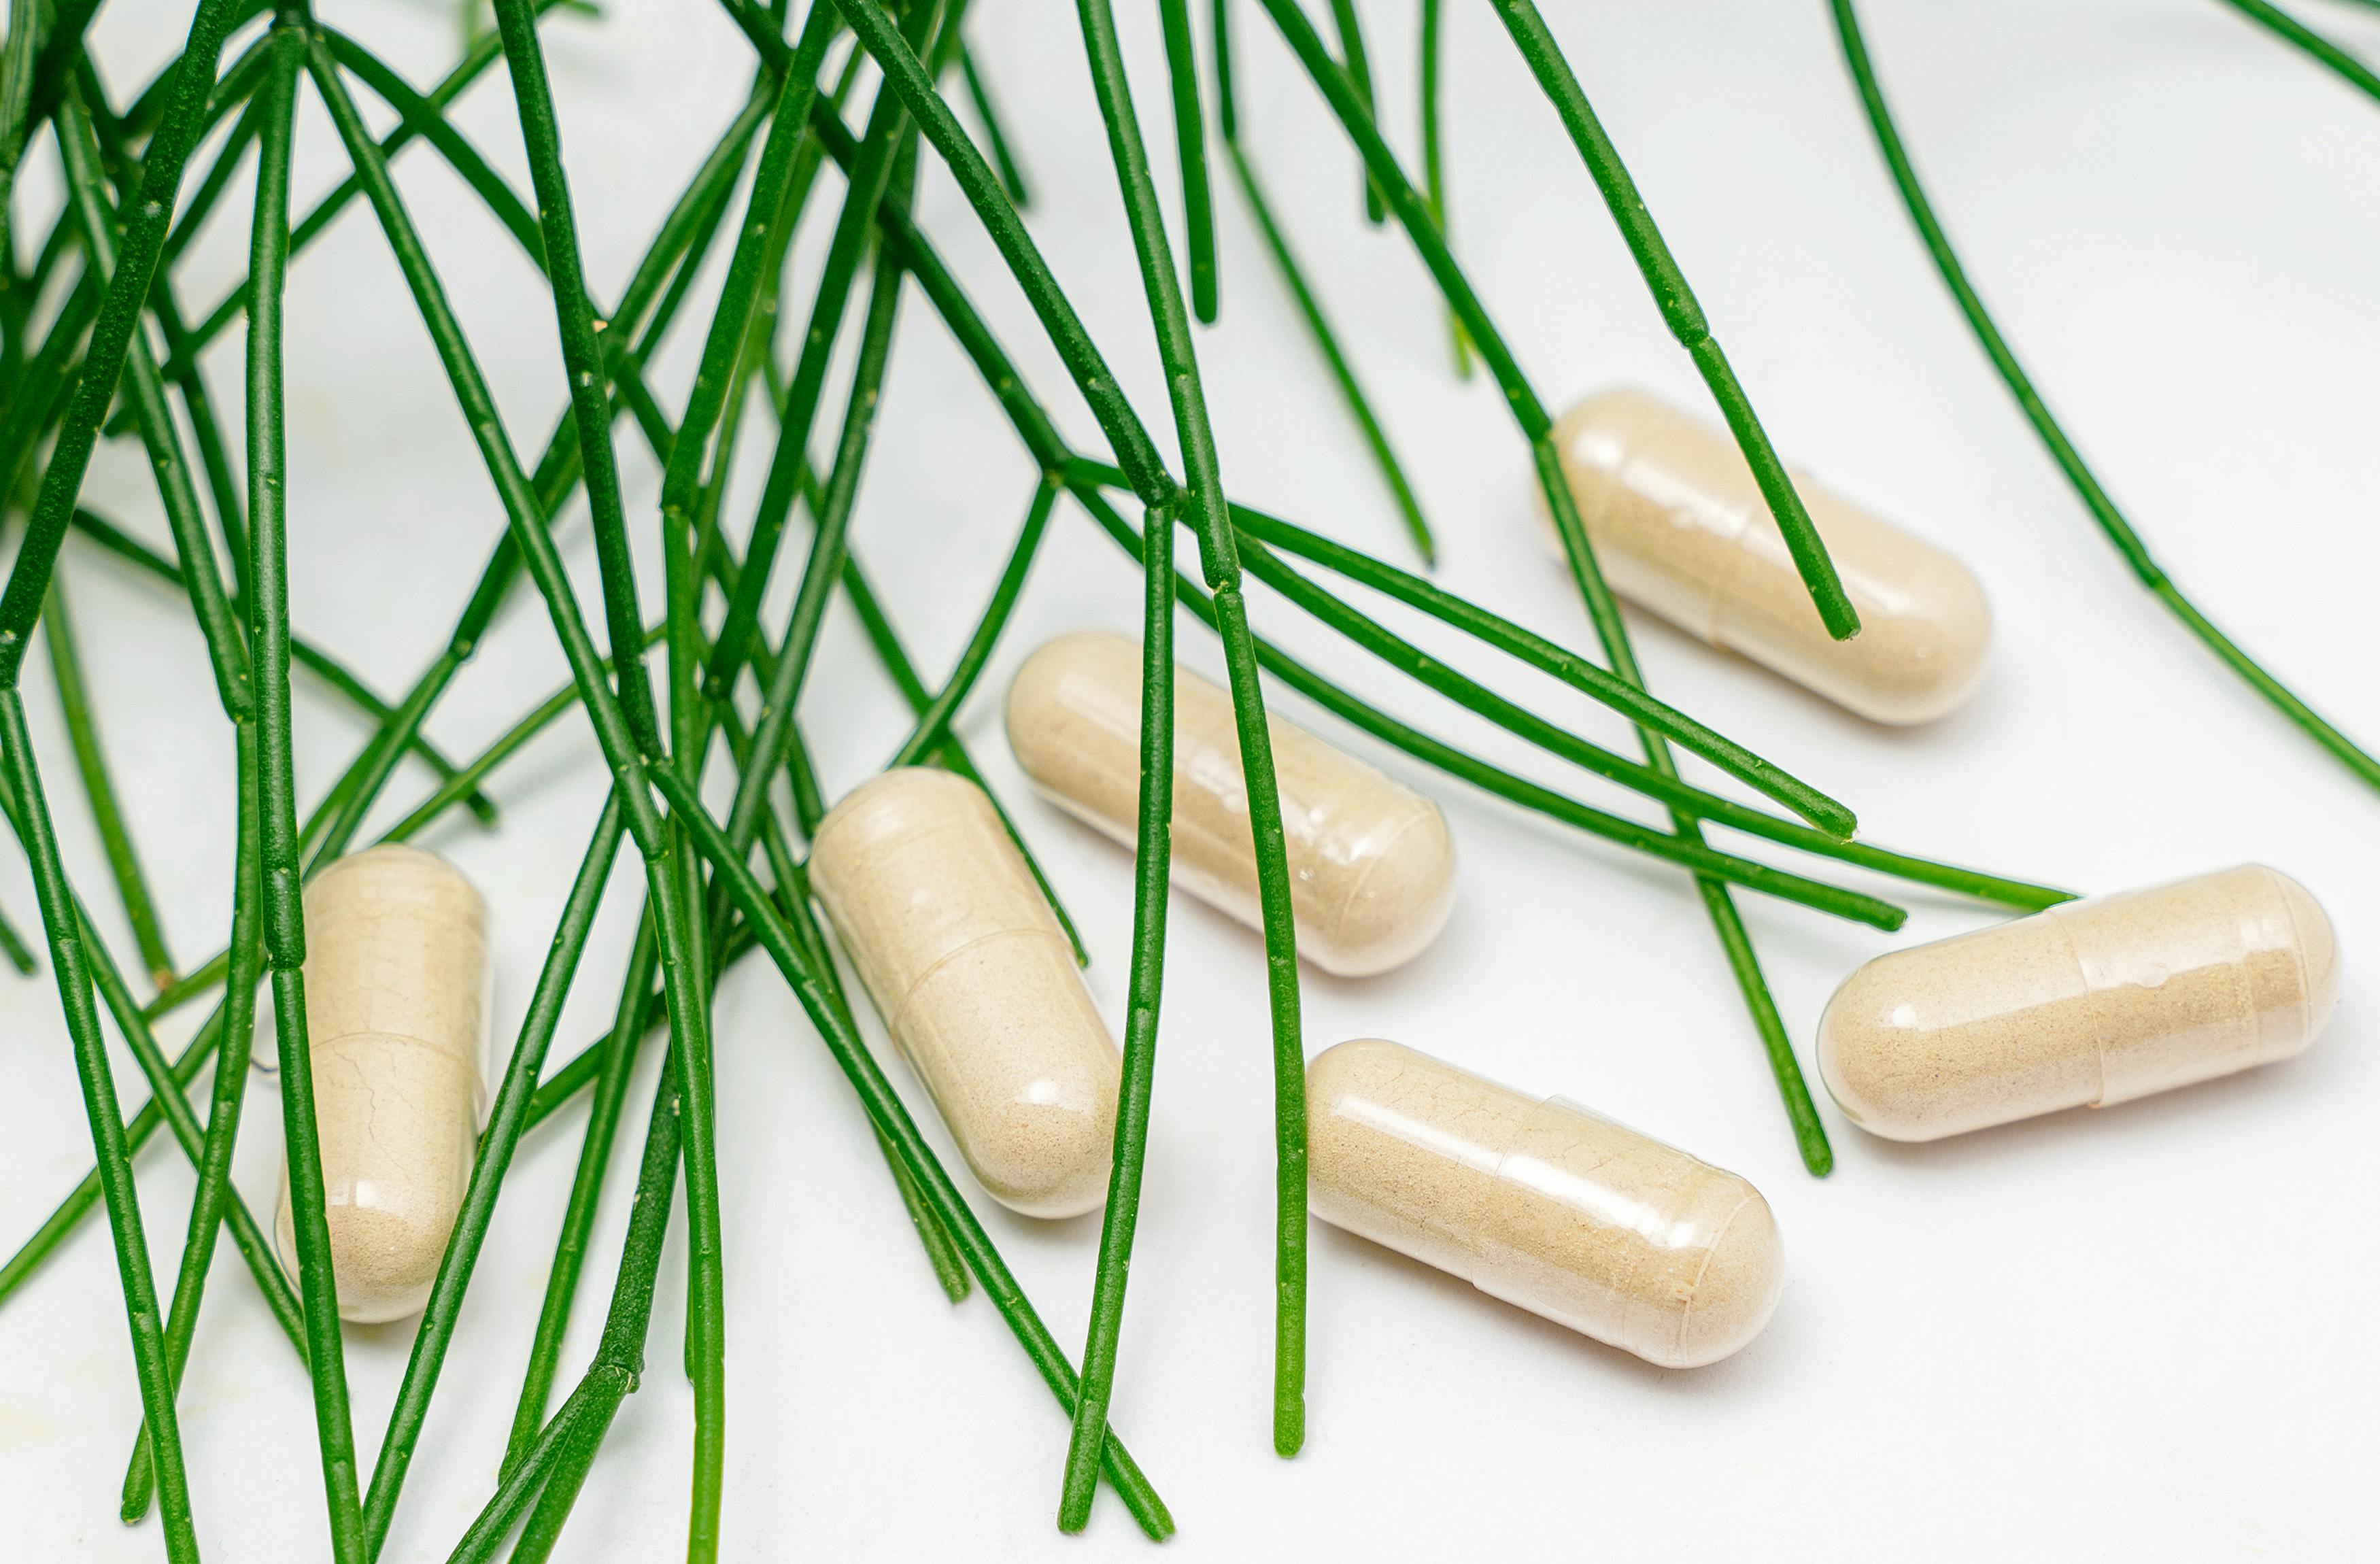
[275,843,490,1324]
[1005,631,1456,977]
[1546,388,1990,724]
[809,767,1119,1219]
[1307,1038,1784,1367]
[1818,865,2338,1142]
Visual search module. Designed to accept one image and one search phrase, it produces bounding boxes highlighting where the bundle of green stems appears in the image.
[0,0,2362,1554]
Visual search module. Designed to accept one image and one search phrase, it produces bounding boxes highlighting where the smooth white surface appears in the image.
[4,0,2378,1558]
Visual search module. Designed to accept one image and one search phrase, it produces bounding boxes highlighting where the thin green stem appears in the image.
[1068,482,1905,928]
[500,912,658,1476]
[957,41,1030,207]
[1484,0,1858,641]
[41,567,174,986]
[116,725,269,1523]
[1325,0,1384,220]
[1221,138,1435,566]
[247,22,367,1555]
[360,802,625,1554]
[649,763,1174,1540]
[1253,0,1844,1170]
[1418,0,1471,377]
[1831,0,2380,796]
[1057,492,1174,1529]
[887,473,1059,768]
[1072,0,1308,1454]
[0,694,201,1562]
[2213,0,2380,101]
[1155,0,1217,320]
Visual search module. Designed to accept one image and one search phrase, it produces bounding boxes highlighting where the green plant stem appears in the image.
[1070,0,1309,1455]
[702,10,924,714]
[0,694,203,1562]
[63,507,496,819]
[648,763,1175,1540]
[797,80,2047,917]
[0,899,33,972]
[41,566,174,986]
[117,724,267,1523]
[1418,0,1471,377]
[500,913,659,1477]
[887,474,1059,767]
[1057,492,1175,1529]
[1831,0,2380,796]
[1253,0,1847,1171]
[2213,0,2380,101]
[1155,0,1217,320]
[0,8,236,1559]
[1220,137,1435,566]
[1484,0,1858,642]
[828,541,1093,964]
[246,22,368,1557]
[1319,0,1383,220]
[1067,482,1903,926]
[957,40,1030,206]
[446,1057,681,1564]
[356,796,625,1553]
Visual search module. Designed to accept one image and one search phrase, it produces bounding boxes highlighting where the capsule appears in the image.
[275,844,490,1324]
[1546,388,1990,724]
[1818,866,2338,1142]
[809,768,1119,1218]
[1307,1038,1783,1367]
[1006,631,1456,977]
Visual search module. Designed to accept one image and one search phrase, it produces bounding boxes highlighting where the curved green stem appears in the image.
[2211,0,2380,103]
[1831,0,2380,796]
[887,473,1060,768]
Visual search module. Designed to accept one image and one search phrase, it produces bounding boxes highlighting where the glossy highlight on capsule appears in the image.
[1818,865,2337,1141]
[1547,388,1990,724]
[809,768,1119,1219]
[1006,630,1457,977]
[275,843,491,1325]
[1307,1039,1783,1367]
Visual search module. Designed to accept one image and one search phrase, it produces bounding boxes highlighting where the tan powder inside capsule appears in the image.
[274,843,490,1324]
[1546,388,1992,725]
[1006,630,1456,976]
[1308,1038,1782,1367]
[809,768,1119,1219]
[1818,864,2337,1141]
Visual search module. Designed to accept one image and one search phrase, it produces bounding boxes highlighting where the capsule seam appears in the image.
[1675,1187,1760,1365]
[879,923,1070,1038]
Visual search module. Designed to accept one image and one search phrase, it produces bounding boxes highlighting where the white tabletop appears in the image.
[4,0,2375,1558]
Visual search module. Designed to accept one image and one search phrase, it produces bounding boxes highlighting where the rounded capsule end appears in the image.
[964,1081,1117,1220]
[1310,802,1457,978]
[2259,866,2340,1038]
[1815,954,1947,1142]
[1667,1181,1784,1369]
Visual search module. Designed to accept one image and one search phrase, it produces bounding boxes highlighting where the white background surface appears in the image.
[4,0,2378,1558]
